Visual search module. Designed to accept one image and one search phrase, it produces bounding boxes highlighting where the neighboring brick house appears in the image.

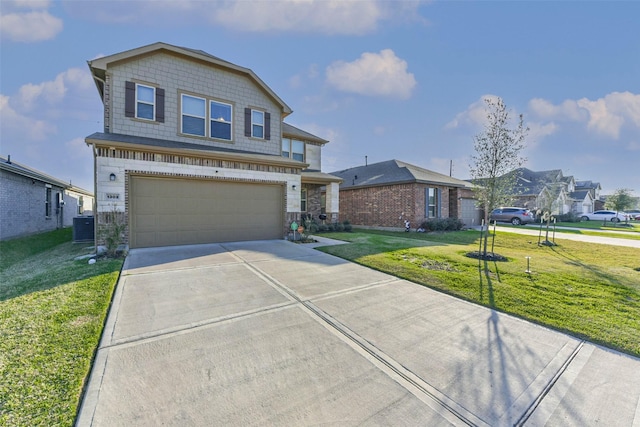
[86,42,340,249]
[329,160,480,229]
[0,155,94,240]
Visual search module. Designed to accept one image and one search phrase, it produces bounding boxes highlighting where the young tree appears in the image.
[606,188,634,223]
[469,97,528,256]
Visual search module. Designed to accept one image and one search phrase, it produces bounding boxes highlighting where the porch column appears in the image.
[325,182,340,221]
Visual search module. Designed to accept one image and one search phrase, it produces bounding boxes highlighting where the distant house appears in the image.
[575,180,603,210]
[505,168,597,215]
[329,160,480,229]
[86,42,340,249]
[0,155,94,240]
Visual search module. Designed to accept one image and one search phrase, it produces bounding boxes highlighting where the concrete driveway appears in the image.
[77,239,640,426]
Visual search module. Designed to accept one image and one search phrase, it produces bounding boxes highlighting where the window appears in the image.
[78,196,84,215]
[181,94,206,136]
[427,188,440,218]
[252,110,264,138]
[244,108,271,140]
[45,187,51,217]
[210,100,232,140]
[136,84,155,120]
[125,81,164,122]
[301,188,307,212]
[282,138,305,162]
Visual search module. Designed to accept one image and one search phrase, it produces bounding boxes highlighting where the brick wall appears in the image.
[339,183,457,228]
[0,170,64,240]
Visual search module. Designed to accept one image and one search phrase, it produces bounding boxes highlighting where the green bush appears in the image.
[333,221,344,232]
[417,218,464,232]
[555,212,581,223]
[342,220,352,232]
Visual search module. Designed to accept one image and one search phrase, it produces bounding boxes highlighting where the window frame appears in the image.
[427,187,439,218]
[209,99,233,141]
[181,93,207,137]
[301,188,308,212]
[252,110,265,139]
[45,186,52,217]
[135,83,156,121]
[282,138,305,162]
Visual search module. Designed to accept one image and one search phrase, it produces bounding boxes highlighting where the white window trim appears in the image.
[210,99,233,141]
[135,83,156,121]
[252,110,265,139]
[181,94,206,137]
[282,138,305,162]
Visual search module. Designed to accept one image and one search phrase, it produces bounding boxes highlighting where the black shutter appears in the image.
[264,112,271,140]
[156,88,165,123]
[244,108,251,137]
[125,81,135,117]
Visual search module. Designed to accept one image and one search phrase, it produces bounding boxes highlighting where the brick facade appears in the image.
[339,183,468,228]
[0,169,64,240]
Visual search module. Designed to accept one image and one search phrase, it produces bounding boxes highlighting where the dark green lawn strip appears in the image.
[0,230,122,427]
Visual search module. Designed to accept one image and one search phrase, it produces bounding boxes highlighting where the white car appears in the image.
[580,210,628,222]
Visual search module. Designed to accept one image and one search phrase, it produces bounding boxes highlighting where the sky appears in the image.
[1,0,639,197]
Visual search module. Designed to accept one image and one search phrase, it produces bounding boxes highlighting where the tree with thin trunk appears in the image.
[469,97,528,257]
[605,188,634,224]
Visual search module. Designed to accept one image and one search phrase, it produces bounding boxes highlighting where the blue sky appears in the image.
[1,0,639,197]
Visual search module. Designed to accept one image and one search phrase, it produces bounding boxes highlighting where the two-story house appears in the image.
[86,42,340,249]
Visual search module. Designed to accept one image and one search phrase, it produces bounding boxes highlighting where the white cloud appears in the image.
[0,10,62,42]
[526,121,558,149]
[326,49,416,99]
[445,94,502,129]
[65,137,92,160]
[16,67,93,111]
[0,94,56,140]
[213,0,382,35]
[529,92,640,139]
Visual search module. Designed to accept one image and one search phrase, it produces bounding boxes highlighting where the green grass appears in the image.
[317,229,640,357]
[498,221,640,241]
[0,228,123,426]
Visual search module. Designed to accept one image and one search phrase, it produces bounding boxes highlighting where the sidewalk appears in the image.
[490,225,640,248]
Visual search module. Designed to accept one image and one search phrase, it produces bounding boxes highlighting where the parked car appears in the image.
[625,209,640,220]
[580,210,628,222]
[489,207,535,225]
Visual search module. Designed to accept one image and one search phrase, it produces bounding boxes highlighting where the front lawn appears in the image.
[317,229,640,357]
[0,228,123,426]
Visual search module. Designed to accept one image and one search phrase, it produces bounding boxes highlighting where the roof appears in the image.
[575,180,601,190]
[569,190,592,201]
[301,171,342,185]
[85,132,308,169]
[329,159,474,190]
[0,155,92,195]
[87,42,292,117]
[282,123,328,145]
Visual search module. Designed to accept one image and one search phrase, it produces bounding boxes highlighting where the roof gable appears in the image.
[330,159,473,189]
[88,42,292,116]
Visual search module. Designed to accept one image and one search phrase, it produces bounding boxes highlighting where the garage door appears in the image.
[460,198,482,228]
[130,176,284,248]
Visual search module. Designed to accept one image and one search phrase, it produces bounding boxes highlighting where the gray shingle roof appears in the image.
[282,123,328,144]
[329,159,473,189]
[0,155,92,194]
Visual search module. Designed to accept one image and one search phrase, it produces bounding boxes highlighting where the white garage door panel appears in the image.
[130,177,284,248]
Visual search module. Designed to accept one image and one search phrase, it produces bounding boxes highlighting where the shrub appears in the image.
[555,212,581,223]
[342,220,352,232]
[318,223,329,233]
[417,218,464,232]
[333,221,344,232]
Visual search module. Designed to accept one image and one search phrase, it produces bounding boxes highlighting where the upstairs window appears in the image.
[181,94,206,137]
[210,100,232,141]
[136,84,155,120]
[252,110,264,138]
[244,108,270,140]
[125,81,164,122]
[282,138,305,162]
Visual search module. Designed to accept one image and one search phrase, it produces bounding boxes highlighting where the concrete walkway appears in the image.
[77,239,640,426]
[491,225,640,248]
